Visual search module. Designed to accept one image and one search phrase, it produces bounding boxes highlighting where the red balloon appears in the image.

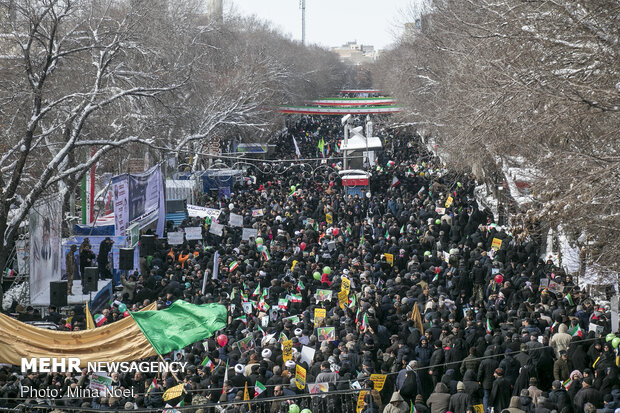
[494,274,504,284]
[332,228,339,236]
[123,311,130,317]
[329,181,334,187]
[217,334,228,347]
[300,242,306,251]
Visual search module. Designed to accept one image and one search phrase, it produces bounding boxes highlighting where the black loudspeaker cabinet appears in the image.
[119,248,135,271]
[50,281,68,307]
[82,267,98,293]
[140,235,155,257]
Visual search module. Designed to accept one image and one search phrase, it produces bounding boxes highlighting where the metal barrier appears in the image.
[0,389,366,413]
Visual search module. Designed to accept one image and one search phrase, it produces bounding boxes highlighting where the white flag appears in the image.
[204,250,219,294]
[292,136,301,158]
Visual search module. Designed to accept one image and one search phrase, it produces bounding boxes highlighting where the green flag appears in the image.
[131,301,227,355]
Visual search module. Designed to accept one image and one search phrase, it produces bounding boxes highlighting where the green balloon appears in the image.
[457,182,462,188]
[301,409,312,413]
[435,219,441,225]
[291,185,296,191]
[606,333,616,342]
[313,271,321,280]
[612,337,620,349]
[118,303,127,313]
[256,237,263,245]
[289,405,300,413]
[424,251,431,256]
[257,244,265,253]
[323,266,331,275]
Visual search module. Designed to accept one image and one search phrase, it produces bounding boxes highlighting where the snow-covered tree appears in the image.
[375,0,620,272]
[0,0,346,271]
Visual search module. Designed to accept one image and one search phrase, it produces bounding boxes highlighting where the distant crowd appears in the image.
[1,115,618,413]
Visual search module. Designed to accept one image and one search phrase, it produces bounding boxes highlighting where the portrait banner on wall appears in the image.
[30,194,63,305]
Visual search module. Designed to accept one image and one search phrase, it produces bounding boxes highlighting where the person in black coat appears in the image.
[490,368,512,413]
[478,348,499,411]
[428,340,445,387]
[567,337,588,372]
[400,368,422,406]
[548,380,571,413]
[449,382,472,413]
[462,370,481,405]
[573,377,603,413]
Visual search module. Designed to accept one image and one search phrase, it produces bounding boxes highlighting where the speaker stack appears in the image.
[82,267,98,294]
[140,235,155,257]
[50,281,68,307]
[119,248,135,271]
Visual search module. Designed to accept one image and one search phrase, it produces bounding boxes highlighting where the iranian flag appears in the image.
[252,284,261,297]
[95,314,107,327]
[254,381,266,397]
[229,261,239,272]
[147,378,159,394]
[297,280,305,292]
[201,355,214,371]
[258,299,270,312]
[222,359,229,394]
[391,176,400,187]
[290,294,302,303]
[486,318,493,334]
[349,295,356,308]
[568,324,583,337]
[262,248,271,261]
[361,313,368,330]
[234,315,247,325]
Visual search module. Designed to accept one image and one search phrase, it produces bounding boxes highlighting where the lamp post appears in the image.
[341,114,351,170]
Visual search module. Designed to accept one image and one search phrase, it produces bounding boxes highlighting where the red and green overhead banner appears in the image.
[309,97,395,106]
[279,105,401,115]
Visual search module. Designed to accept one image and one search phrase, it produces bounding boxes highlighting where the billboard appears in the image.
[29,194,62,306]
[112,165,165,237]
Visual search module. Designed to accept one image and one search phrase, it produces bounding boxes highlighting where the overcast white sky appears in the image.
[227,0,417,50]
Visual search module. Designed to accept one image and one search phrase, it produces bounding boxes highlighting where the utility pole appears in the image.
[300,0,306,45]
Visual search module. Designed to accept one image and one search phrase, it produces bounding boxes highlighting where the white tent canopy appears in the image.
[340,135,382,152]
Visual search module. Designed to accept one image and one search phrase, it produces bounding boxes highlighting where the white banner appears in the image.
[168,232,185,245]
[187,205,221,220]
[300,345,316,366]
[128,165,162,225]
[30,194,62,305]
[242,228,258,241]
[209,222,224,236]
[111,175,129,236]
[184,227,203,240]
[228,213,243,227]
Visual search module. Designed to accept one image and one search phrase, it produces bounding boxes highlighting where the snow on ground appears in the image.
[2,279,110,310]
[502,159,534,207]
[474,183,498,220]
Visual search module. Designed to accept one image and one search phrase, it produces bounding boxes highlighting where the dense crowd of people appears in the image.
[1,115,619,413]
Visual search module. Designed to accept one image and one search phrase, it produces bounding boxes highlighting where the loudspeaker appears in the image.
[82,267,98,293]
[140,235,155,257]
[119,248,134,271]
[50,281,68,307]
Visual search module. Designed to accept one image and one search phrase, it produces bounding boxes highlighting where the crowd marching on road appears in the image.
[1,115,619,413]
